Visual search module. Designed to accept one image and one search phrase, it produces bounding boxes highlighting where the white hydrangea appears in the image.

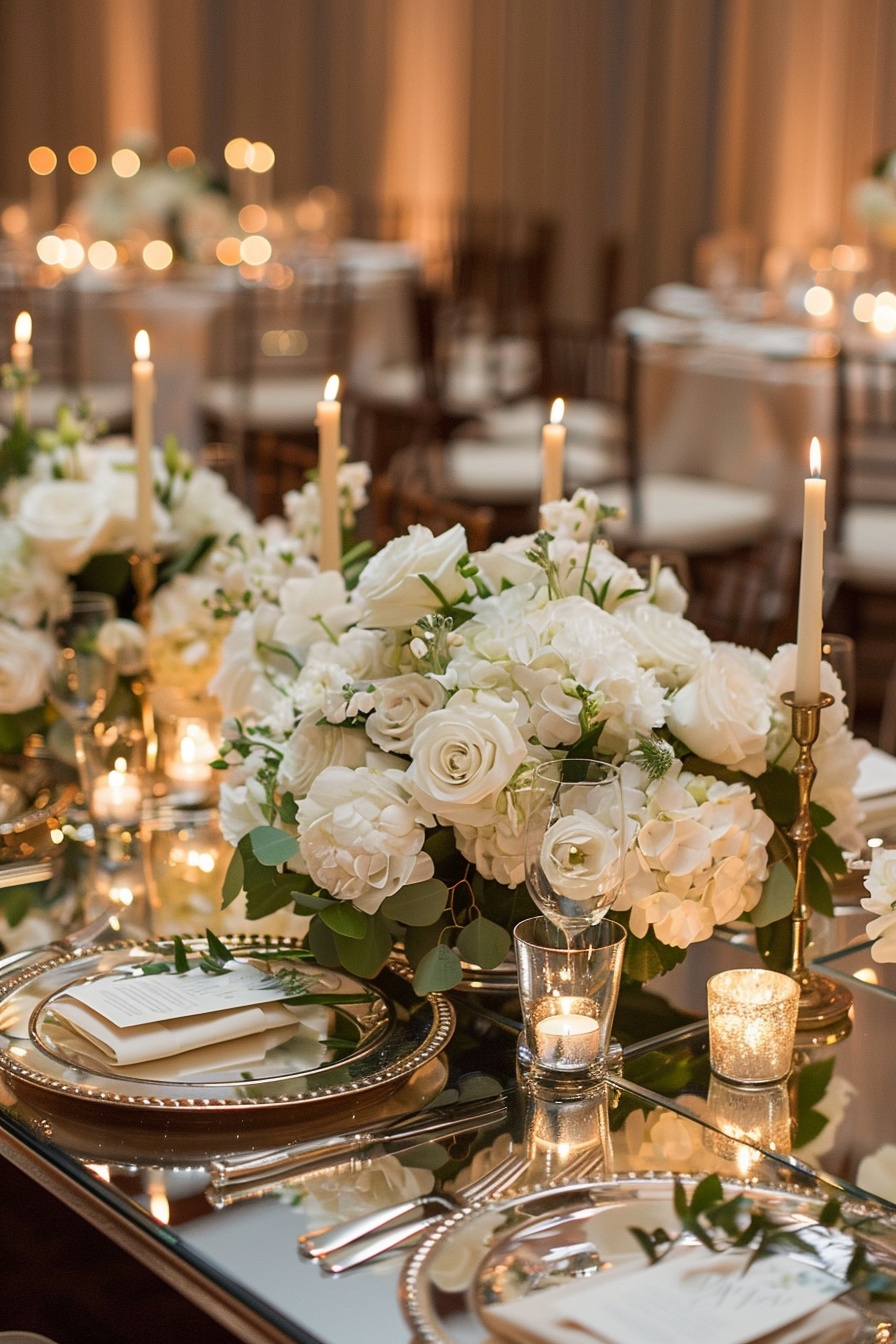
[614,762,774,949]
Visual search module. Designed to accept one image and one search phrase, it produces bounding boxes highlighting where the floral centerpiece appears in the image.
[213,489,865,991]
[850,148,896,247]
[0,404,253,747]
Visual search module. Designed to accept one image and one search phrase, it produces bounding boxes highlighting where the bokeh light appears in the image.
[167,146,196,170]
[1,205,29,237]
[143,239,174,270]
[804,285,834,318]
[238,204,267,233]
[215,236,242,266]
[59,238,85,271]
[111,148,140,178]
[87,240,118,270]
[853,292,876,323]
[28,146,57,175]
[224,137,251,169]
[36,234,64,265]
[68,145,97,175]
[239,234,272,265]
[246,141,275,173]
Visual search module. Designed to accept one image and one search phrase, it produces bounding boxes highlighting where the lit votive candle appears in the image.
[91,767,143,826]
[168,719,216,786]
[707,969,799,1084]
[534,1004,601,1072]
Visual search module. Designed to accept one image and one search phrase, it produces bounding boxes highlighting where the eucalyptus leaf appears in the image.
[245,877,301,920]
[455,916,511,970]
[806,857,834,918]
[381,879,450,927]
[320,903,368,940]
[249,825,300,867]
[413,943,463,994]
[307,915,341,968]
[221,847,245,909]
[749,861,795,928]
[334,914,392,978]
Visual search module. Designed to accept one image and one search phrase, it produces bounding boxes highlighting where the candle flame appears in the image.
[550,397,565,425]
[809,436,822,478]
[324,374,339,402]
[134,328,150,361]
[14,311,31,344]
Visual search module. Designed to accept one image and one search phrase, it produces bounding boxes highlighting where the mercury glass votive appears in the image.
[515,916,625,1096]
[707,969,800,1084]
[704,1076,792,1172]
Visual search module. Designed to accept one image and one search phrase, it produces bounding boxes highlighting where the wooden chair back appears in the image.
[372,472,494,554]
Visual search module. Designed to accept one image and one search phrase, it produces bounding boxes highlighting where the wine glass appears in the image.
[48,593,119,794]
[525,759,628,945]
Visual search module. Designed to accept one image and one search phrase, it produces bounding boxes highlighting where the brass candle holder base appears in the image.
[129,551,158,631]
[782,691,853,1040]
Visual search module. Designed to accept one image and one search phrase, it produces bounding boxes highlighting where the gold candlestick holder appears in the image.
[781,691,853,1041]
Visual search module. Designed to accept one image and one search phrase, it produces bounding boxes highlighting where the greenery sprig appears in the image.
[628,1175,896,1302]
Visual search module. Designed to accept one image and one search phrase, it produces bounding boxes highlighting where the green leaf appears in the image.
[333,913,392,978]
[244,876,303,920]
[206,929,233,963]
[455,916,511,970]
[413,943,464,994]
[278,791,298,826]
[422,826,457,865]
[622,924,687,982]
[749,862,795,928]
[795,1056,835,1110]
[402,917,451,969]
[249,826,299,867]
[810,828,846,879]
[221,848,245,908]
[673,1180,689,1222]
[690,1174,724,1217]
[75,550,132,599]
[754,766,799,826]
[320,903,369,940]
[381,879,450,927]
[806,857,833,918]
[156,533,217,586]
[291,892,331,914]
[810,801,836,829]
[307,915,341,968]
[819,1197,842,1227]
[172,936,189,974]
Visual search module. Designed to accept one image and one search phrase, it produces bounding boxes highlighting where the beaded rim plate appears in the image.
[0,936,454,1124]
[400,1175,896,1344]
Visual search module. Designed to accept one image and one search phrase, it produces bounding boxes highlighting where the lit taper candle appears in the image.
[540,397,566,517]
[794,437,826,705]
[132,329,155,555]
[11,311,32,424]
[316,374,341,572]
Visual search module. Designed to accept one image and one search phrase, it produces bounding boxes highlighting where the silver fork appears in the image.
[309,1144,603,1274]
[298,1145,528,1272]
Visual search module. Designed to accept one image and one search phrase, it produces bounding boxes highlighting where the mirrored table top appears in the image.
[0,922,893,1344]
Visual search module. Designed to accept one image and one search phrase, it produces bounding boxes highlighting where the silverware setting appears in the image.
[207,1092,509,1206]
[299,1143,605,1274]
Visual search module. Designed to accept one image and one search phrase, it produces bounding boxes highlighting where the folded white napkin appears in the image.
[481,1243,852,1344]
[52,996,302,1067]
[856,748,896,801]
[482,1299,857,1344]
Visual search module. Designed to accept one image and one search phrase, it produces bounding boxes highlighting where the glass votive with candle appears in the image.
[514,916,626,1097]
[156,709,220,807]
[148,808,228,935]
[90,763,144,827]
[707,969,800,1084]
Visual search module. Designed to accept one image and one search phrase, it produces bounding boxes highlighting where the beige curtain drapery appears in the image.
[0,0,893,319]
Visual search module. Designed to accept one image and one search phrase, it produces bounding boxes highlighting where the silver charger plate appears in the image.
[0,936,454,1128]
[401,1174,896,1344]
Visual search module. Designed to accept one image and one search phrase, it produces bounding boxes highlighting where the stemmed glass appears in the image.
[47,592,119,795]
[525,759,629,946]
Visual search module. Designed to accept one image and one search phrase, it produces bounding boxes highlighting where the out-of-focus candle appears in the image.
[540,397,566,517]
[132,329,155,555]
[91,767,143,826]
[794,437,826,705]
[11,311,32,424]
[707,969,799,1084]
[316,374,341,572]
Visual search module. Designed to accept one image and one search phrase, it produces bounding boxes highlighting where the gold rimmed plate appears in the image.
[0,936,454,1132]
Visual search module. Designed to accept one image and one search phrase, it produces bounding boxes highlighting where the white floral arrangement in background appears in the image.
[862,848,896,963]
[214,487,865,990]
[850,148,896,247]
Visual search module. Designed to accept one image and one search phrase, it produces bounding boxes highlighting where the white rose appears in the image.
[471,536,543,592]
[272,572,355,660]
[169,467,254,546]
[18,479,123,573]
[97,618,148,675]
[218,760,269,847]
[354,523,470,629]
[666,647,771,775]
[366,674,445,754]
[209,605,285,719]
[296,764,434,912]
[862,848,896,963]
[278,717,369,799]
[407,689,528,826]
[616,604,710,688]
[540,811,621,903]
[0,621,53,712]
[0,521,68,628]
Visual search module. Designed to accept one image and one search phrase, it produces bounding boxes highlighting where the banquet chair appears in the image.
[199,274,351,466]
[372,471,494,553]
[598,332,779,556]
[253,439,317,522]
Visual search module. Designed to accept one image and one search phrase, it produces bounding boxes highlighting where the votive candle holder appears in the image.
[707,968,800,1084]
